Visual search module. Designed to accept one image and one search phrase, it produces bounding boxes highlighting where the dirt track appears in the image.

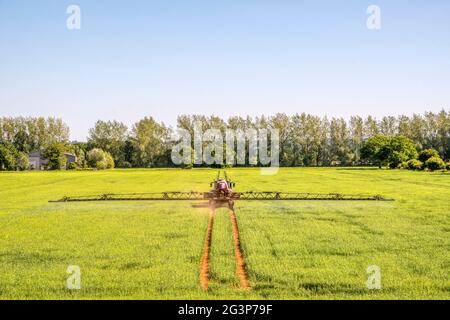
[199,208,214,290]
[228,208,251,289]
[199,207,250,290]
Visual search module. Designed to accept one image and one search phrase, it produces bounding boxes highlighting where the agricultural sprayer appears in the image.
[50,170,393,208]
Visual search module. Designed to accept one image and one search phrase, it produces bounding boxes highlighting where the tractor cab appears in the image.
[217,179,231,191]
[210,179,235,191]
[209,170,236,198]
[205,171,239,208]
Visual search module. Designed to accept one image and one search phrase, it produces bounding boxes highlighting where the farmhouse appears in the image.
[28,151,77,170]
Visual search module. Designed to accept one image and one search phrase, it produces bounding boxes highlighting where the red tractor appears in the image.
[204,172,240,209]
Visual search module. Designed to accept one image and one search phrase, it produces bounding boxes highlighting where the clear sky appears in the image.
[1,0,449,141]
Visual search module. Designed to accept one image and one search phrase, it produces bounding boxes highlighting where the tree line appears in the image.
[0,110,449,170]
[0,117,69,170]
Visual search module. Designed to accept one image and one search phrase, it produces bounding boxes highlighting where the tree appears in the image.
[409,114,426,149]
[364,116,379,138]
[425,156,445,171]
[2,110,449,169]
[0,117,69,151]
[380,116,397,136]
[67,162,79,170]
[86,148,114,170]
[290,113,328,166]
[88,120,128,163]
[13,128,30,152]
[16,152,30,171]
[385,136,418,168]
[406,159,423,170]
[46,118,70,144]
[43,143,67,170]
[122,138,136,167]
[397,115,412,138]
[68,143,87,168]
[349,116,364,163]
[329,118,353,165]
[0,142,31,171]
[418,149,440,163]
[270,113,291,166]
[0,143,18,171]
[360,135,391,168]
[361,135,417,168]
[105,152,115,169]
[132,117,172,167]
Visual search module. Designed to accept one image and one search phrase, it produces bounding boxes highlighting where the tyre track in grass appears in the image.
[199,208,215,290]
[228,208,251,289]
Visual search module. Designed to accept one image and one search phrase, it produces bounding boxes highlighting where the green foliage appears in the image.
[0,143,19,171]
[96,161,108,170]
[67,162,79,170]
[15,152,30,171]
[86,148,115,170]
[361,135,418,168]
[0,143,31,171]
[68,143,87,168]
[13,129,30,152]
[406,159,423,170]
[418,149,440,163]
[122,139,135,165]
[87,149,105,169]
[424,156,446,171]
[43,143,67,170]
[0,117,69,152]
[398,162,407,169]
[2,110,450,169]
[105,152,115,169]
[132,117,172,167]
[360,135,392,167]
[88,120,128,163]
[385,136,418,168]
[116,160,132,168]
[328,118,353,165]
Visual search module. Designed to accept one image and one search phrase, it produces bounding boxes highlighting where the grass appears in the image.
[0,168,449,299]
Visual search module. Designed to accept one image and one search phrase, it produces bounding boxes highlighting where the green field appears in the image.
[0,168,449,299]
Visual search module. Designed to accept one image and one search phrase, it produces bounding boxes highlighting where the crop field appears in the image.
[0,168,449,299]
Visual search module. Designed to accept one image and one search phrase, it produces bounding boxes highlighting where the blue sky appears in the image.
[1,0,449,141]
